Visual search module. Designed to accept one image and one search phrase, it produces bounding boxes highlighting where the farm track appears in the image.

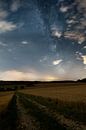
[0,92,86,130]
[18,93,86,130]
[16,95,40,130]
[0,94,17,130]
[18,93,66,130]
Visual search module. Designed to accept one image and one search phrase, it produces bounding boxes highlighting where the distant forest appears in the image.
[0,78,86,91]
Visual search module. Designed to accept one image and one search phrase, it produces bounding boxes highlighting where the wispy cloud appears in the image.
[50,44,56,52]
[64,31,85,44]
[0,70,59,81]
[81,55,86,64]
[8,48,13,52]
[0,70,39,81]
[44,75,59,81]
[11,0,21,12]
[59,0,86,45]
[75,51,83,61]
[0,21,17,33]
[21,41,28,45]
[0,41,7,47]
[0,9,8,20]
[51,30,62,38]
[77,0,86,10]
[40,56,48,62]
[50,24,62,38]
[53,59,62,65]
[83,46,86,49]
[60,6,69,13]
[66,19,78,24]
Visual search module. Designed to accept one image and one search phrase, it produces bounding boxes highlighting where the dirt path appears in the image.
[18,93,67,130]
[18,93,86,130]
[0,94,17,130]
[0,94,40,130]
[0,93,85,130]
[16,95,40,130]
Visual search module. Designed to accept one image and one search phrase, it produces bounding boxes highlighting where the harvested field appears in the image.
[0,83,86,130]
[20,83,86,102]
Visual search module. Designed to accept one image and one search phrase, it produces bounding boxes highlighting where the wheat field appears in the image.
[0,82,86,130]
[20,82,86,102]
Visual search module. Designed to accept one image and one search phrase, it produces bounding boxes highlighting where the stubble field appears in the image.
[0,82,86,130]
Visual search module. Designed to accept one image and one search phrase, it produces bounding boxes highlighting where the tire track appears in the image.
[19,93,86,130]
[18,93,66,130]
[0,94,17,130]
[16,95,40,130]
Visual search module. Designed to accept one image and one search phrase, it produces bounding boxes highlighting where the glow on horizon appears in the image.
[0,70,59,81]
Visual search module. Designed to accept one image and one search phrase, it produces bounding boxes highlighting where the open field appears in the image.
[0,82,86,130]
[0,91,14,112]
[20,82,86,102]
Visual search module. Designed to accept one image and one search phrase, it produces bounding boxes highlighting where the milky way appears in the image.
[0,0,86,81]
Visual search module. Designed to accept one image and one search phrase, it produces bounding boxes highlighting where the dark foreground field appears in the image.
[0,83,86,130]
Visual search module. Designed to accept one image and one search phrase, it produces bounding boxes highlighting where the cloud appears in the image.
[50,25,62,38]
[0,41,7,47]
[40,56,48,62]
[0,10,8,20]
[64,31,85,43]
[0,70,39,81]
[51,31,62,38]
[66,19,77,24]
[83,46,86,49]
[0,21,17,33]
[8,49,12,52]
[60,0,86,45]
[60,6,69,13]
[55,65,65,75]
[76,0,86,10]
[11,0,21,12]
[21,41,28,45]
[44,75,59,81]
[75,51,83,61]
[53,59,62,65]
[0,70,59,81]
[50,44,56,52]
[81,55,86,64]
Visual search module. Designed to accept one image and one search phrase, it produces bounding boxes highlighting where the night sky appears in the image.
[0,0,86,81]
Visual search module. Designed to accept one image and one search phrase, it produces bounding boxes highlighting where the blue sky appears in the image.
[0,0,86,81]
